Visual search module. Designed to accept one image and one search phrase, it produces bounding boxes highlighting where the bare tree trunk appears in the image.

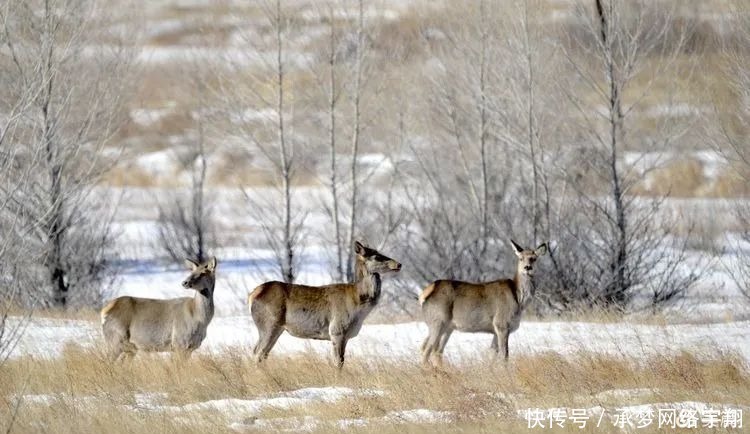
[521,0,540,245]
[478,0,489,255]
[194,117,208,262]
[38,1,68,307]
[346,0,365,281]
[597,0,628,305]
[274,0,294,284]
[327,5,343,281]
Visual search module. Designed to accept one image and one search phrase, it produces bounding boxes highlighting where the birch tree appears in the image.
[0,0,133,307]
[401,0,512,285]
[224,0,305,283]
[550,0,701,309]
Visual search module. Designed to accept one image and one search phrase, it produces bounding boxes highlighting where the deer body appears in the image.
[101,257,218,361]
[419,241,546,365]
[249,242,400,368]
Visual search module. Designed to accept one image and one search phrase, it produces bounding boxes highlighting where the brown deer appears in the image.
[419,240,547,365]
[101,257,218,361]
[248,241,401,368]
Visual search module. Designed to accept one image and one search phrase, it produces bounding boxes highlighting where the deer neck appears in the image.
[513,270,535,309]
[192,280,215,323]
[354,260,381,305]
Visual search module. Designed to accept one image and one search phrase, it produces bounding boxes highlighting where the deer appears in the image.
[100,257,218,361]
[419,240,547,365]
[248,241,401,368]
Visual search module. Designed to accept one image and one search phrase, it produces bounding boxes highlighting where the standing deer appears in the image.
[248,241,401,368]
[419,240,547,365]
[101,257,218,361]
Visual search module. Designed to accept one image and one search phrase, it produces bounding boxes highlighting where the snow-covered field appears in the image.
[6,314,749,432]
[10,315,750,365]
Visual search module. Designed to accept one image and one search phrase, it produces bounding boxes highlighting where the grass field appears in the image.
[2,346,747,433]
[2,314,748,433]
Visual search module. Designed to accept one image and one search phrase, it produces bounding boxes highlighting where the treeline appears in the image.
[1,0,748,318]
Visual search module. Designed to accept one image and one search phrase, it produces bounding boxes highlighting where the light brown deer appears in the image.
[248,241,401,368]
[101,257,218,361]
[419,240,547,365]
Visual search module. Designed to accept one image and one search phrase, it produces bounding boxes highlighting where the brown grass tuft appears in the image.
[2,343,747,433]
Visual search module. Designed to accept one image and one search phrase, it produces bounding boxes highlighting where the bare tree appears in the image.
[222,0,306,283]
[547,0,702,310]
[0,35,38,367]
[398,0,513,288]
[482,0,573,311]
[326,3,345,281]
[343,0,366,281]
[712,3,750,301]
[306,0,383,283]
[0,0,133,307]
[156,109,215,264]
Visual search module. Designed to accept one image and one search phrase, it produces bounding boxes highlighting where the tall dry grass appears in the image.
[2,342,747,433]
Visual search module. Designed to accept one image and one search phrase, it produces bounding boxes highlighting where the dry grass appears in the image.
[631,158,706,197]
[2,343,747,433]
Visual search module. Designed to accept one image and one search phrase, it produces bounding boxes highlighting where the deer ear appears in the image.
[184,258,199,271]
[535,243,548,257]
[206,257,217,272]
[509,239,524,257]
[354,241,366,256]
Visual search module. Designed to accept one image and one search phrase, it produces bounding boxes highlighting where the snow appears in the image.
[130,107,174,127]
[229,408,452,432]
[591,388,660,402]
[644,103,705,118]
[229,108,276,124]
[622,149,724,181]
[230,415,321,432]
[20,387,382,413]
[133,150,176,176]
[135,45,313,68]
[338,409,453,428]
[518,401,750,429]
[8,316,750,367]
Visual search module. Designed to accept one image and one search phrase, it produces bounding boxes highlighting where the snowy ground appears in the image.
[7,315,749,431]
[9,315,750,366]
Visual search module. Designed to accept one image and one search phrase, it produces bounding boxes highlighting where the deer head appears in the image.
[510,240,547,277]
[354,241,402,274]
[182,257,218,295]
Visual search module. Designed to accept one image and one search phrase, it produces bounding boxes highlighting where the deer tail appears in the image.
[419,282,437,305]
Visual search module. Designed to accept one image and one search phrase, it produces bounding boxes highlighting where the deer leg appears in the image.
[117,348,136,363]
[503,332,510,361]
[329,322,347,369]
[255,325,283,363]
[420,336,430,353]
[103,324,129,362]
[114,341,137,363]
[492,321,510,361]
[420,325,436,365]
[433,326,454,366]
[332,336,348,369]
[422,321,447,366]
[173,349,193,364]
[490,334,498,352]
[107,345,123,362]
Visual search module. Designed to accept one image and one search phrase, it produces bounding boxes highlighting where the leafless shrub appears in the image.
[156,83,217,264]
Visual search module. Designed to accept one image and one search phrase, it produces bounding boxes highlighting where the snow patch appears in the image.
[339,409,453,428]
[131,387,381,415]
[130,107,174,127]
